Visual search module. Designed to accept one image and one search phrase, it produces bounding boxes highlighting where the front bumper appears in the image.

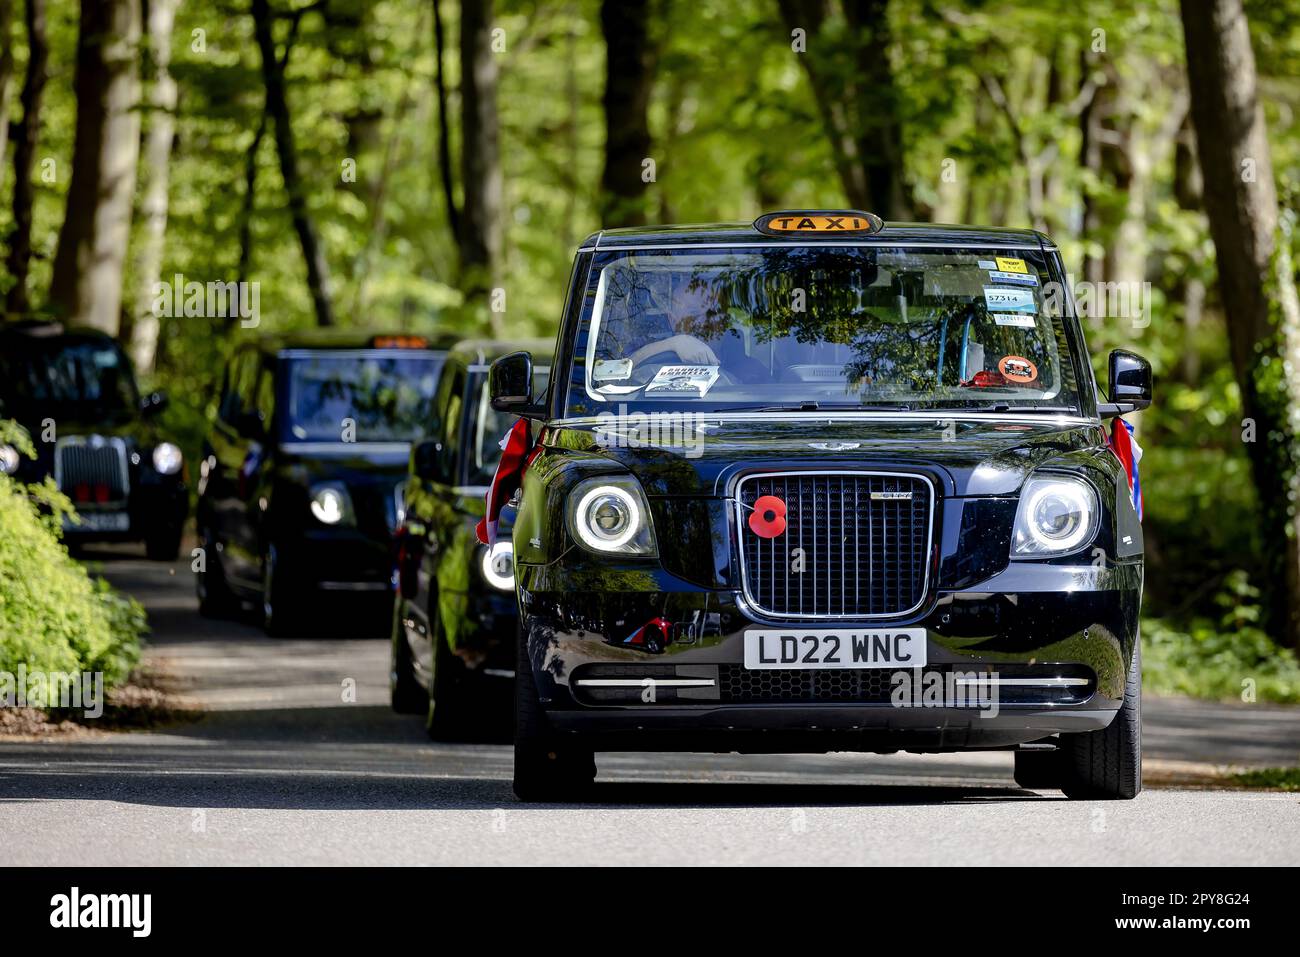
[278,527,395,592]
[62,477,187,543]
[518,560,1141,752]
[441,587,519,673]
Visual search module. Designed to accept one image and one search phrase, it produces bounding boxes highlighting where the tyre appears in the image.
[262,544,307,637]
[145,523,183,562]
[390,598,427,715]
[196,529,238,619]
[1059,646,1142,800]
[424,591,467,741]
[1013,748,1063,790]
[512,620,595,802]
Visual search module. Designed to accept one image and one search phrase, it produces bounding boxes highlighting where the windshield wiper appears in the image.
[740,402,913,413]
[983,404,1078,414]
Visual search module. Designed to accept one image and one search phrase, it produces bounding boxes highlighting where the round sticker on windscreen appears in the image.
[998,355,1038,383]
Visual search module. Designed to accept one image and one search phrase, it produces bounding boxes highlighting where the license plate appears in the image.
[744,628,927,669]
[67,511,130,532]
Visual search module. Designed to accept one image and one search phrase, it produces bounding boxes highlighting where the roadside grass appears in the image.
[1227,767,1300,791]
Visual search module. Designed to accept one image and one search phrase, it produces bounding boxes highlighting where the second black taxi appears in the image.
[390,339,551,738]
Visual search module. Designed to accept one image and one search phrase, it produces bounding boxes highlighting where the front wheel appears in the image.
[145,523,183,562]
[390,598,427,715]
[513,621,595,801]
[196,529,238,619]
[262,544,308,637]
[425,595,468,741]
[1058,646,1142,800]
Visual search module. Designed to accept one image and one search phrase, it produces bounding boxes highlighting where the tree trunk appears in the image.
[4,0,48,318]
[252,0,334,327]
[1078,50,1107,286]
[458,0,504,335]
[48,0,141,335]
[1182,0,1300,647]
[129,0,182,373]
[777,0,911,220]
[0,0,14,187]
[431,0,459,246]
[599,0,654,227]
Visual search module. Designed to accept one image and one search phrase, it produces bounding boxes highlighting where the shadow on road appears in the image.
[0,753,1048,811]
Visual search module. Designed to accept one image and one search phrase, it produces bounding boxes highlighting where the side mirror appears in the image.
[411,438,443,483]
[490,351,543,418]
[234,409,266,440]
[1098,349,1152,417]
[140,390,169,416]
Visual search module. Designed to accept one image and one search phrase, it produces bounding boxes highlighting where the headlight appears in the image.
[0,444,19,476]
[310,483,354,525]
[1012,475,1098,557]
[152,442,183,475]
[566,477,656,555]
[480,541,515,590]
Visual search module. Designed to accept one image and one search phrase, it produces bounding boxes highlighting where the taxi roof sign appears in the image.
[754,210,883,237]
[370,334,430,349]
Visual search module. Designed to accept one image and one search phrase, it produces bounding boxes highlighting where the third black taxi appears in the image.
[196,331,453,635]
[490,210,1151,801]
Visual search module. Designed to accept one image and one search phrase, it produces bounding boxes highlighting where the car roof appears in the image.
[0,321,118,344]
[250,328,460,355]
[580,219,1052,250]
[445,338,555,367]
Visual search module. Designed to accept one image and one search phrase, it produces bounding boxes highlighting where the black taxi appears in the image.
[0,322,188,559]
[390,339,551,738]
[491,211,1151,801]
[195,331,453,635]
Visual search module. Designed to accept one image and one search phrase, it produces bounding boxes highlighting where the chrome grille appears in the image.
[54,437,130,506]
[736,471,934,619]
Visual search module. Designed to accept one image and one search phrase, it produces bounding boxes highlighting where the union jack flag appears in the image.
[1108,418,1143,522]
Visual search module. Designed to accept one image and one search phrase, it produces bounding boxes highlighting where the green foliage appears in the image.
[0,426,145,688]
[1142,573,1300,703]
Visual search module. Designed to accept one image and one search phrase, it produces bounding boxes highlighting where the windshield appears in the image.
[466,366,550,485]
[564,246,1086,416]
[0,337,139,419]
[284,352,443,443]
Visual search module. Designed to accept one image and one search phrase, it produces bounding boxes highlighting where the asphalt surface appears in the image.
[1,547,1297,866]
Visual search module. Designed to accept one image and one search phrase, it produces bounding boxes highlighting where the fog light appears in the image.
[481,541,514,590]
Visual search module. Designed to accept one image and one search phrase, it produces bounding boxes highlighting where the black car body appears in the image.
[493,212,1152,800]
[0,322,188,559]
[390,339,552,737]
[195,331,453,634]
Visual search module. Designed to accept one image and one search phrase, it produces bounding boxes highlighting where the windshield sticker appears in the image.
[977,260,997,270]
[992,313,1037,328]
[983,287,1036,313]
[593,358,633,381]
[995,257,1028,274]
[644,364,720,397]
[987,270,1038,286]
[998,355,1039,383]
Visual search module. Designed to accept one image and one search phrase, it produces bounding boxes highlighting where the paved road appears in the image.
[1,548,1297,866]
